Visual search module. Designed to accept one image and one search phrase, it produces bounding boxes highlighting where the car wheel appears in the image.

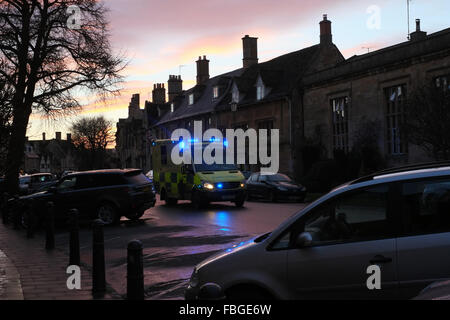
[234,199,245,207]
[126,211,144,221]
[97,202,119,225]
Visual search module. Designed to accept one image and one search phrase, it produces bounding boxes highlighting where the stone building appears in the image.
[116,93,148,170]
[302,19,450,169]
[122,15,450,181]
[23,132,77,174]
[153,15,345,176]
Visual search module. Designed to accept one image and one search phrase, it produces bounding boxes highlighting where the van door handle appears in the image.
[370,255,392,264]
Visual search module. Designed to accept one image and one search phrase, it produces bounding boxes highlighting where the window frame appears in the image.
[267,182,400,251]
[398,174,450,238]
[384,84,408,156]
[330,96,349,153]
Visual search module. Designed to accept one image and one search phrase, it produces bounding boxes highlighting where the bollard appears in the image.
[92,219,106,296]
[12,196,21,230]
[127,240,144,300]
[26,201,36,239]
[45,201,55,250]
[69,208,80,266]
[1,193,9,225]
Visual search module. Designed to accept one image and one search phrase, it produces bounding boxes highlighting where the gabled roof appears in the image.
[155,44,322,125]
[156,68,245,125]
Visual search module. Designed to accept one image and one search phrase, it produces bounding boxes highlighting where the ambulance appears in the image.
[151,139,246,208]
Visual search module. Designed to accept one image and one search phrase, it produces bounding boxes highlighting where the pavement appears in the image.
[0,197,305,300]
[0,220,119,300]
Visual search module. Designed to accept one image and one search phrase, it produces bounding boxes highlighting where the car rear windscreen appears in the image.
[125,172,151,185]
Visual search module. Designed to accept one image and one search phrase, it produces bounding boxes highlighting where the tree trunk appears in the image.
[4,103,32,194]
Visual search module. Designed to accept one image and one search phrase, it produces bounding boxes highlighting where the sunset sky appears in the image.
[27,0,450,141]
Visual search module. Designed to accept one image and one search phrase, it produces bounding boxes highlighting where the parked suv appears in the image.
[186,162,450,300]
[19,169,156,226]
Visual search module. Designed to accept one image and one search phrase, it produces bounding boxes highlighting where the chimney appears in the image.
[319,14,332,46]
[67,133,72,143]
[168,75,183,102]
[152,83,166,104]
[410,19,427,41]
[42,132,46,141]
[196,55,210,85]
[242,35,258,68]
[55,132,61,140]
[128,93,141,118]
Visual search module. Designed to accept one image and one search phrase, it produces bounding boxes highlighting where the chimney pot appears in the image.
[56,132,61,140]
[319,14,332,45]
[42,133,46,141]
[410,18,427,41]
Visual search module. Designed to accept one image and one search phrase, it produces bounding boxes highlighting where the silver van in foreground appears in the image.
[185,162,450,300]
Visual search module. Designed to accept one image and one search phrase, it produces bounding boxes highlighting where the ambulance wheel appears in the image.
[192,191,207,209]
[166,198,178,206]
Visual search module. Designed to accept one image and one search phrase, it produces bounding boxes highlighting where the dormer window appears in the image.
[232,83,240,103]
[170,103,174,113]
[256,76,265,101]
[213,86,220,99]
[188,94,194,105]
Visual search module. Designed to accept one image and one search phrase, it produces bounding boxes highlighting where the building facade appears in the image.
[118,16,450,181]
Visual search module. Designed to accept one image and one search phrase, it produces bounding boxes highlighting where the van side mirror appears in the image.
[296,232,313,248]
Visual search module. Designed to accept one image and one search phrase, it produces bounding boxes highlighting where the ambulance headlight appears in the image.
[203,182,215,190]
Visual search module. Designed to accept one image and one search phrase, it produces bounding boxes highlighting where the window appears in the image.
[57,176,77,191]
[385,85,407,155]
[248,173,259,182]
[256,85,265,100]
[256,76,265,101]
[213,86,220,99]
[170,103,174,113]
[401,178,450,236]
[435,75,449,91]
[188,94,194,105]
[331,97,349,153]
[272,185,391,250]
[232,84,239,103]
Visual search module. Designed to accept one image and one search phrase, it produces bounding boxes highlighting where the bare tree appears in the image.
[71,115,114,169]
[0,0,125,192]
[0,79,12,175]
[403,84,450,160]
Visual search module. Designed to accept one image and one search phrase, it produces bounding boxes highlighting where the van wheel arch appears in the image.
[225,283,275,300]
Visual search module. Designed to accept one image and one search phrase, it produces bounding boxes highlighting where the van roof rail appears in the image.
[350,161,450,185]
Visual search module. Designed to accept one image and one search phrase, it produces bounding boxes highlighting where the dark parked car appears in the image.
[19,169,156,226]
[246,173,306,202]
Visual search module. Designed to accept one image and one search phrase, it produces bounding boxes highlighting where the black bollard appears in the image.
[1,193,9,225]
[45,201,55,250]
[26,201,35,239]
[127,240,144,300]
[69,208,80,266]
[12,197,21,230]
[92,219,106,296]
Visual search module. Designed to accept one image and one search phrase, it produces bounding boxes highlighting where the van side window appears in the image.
[401,179,450,235]
[303,185,391,246]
